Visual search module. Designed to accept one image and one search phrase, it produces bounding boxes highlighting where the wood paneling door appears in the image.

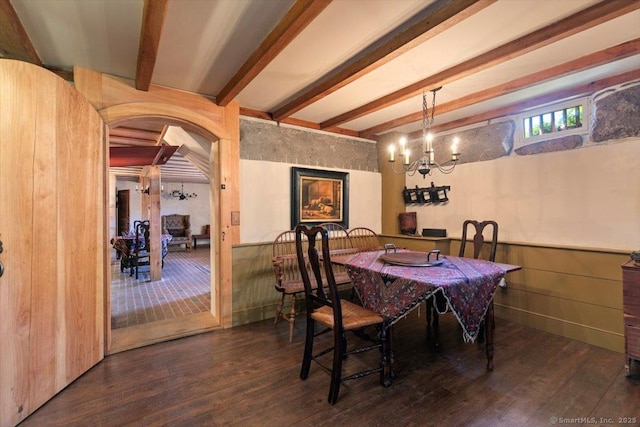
[117,189,130,235]
[0,60,105,427]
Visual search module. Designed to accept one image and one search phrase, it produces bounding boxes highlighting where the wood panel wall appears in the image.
[232,237,627,353]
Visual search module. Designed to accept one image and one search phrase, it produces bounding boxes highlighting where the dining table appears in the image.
[112,233,173,273]
[331,248,521,383]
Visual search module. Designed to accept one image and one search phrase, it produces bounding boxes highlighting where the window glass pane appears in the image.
[523,118,530,138]
[542,113,552,133]
[554,111,565,131]
[567,107,577,128]
[531,116,540,136]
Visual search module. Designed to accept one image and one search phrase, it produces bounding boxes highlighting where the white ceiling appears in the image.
[5,0,640,163]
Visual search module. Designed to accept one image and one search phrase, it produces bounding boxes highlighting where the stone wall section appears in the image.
[591,84,640,142]
[406,121,514,165]
[240,118,378,172]
[239,81,639,168]
[515,134,583,156]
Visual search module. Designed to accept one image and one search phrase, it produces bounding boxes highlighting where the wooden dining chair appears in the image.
[426,220,499,339]
[131,220,151,279]
[317,222,356,288]
[346,227,384,252]
[272,229,306,342]
[296,225,391,405]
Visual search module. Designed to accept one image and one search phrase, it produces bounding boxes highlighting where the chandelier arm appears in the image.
[431,160,458,174]
[389,158,423,176]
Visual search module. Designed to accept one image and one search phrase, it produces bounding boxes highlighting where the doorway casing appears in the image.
[74,66,239,354]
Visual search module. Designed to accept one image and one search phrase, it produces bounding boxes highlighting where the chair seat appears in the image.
[311,300,383,330]
[275,272,351,294]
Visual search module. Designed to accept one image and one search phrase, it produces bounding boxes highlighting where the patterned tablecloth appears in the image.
[343,250,507,342]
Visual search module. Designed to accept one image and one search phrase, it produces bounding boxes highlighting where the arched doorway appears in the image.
[74,67,239,354]
[107,118,216,353]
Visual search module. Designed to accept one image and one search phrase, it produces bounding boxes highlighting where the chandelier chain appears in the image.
[422,88,439,140]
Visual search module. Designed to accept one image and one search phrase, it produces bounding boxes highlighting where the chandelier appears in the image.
[388,87,460,178]
[170,183,197,200]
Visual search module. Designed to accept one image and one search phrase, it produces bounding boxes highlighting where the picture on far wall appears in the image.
[291,167,349,229]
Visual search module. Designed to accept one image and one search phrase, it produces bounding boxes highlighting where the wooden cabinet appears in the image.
[622,260,640,376]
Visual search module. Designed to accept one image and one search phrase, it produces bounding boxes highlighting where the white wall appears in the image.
[240,159,382,244]
[407,138,640,251]
[114,179,211,236]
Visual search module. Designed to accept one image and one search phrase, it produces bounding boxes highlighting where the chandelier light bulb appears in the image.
[388,144,395,162]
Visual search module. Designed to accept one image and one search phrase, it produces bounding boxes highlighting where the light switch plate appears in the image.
[231,211,240,226]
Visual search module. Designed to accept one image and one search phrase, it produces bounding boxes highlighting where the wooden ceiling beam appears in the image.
[360,38,640,138]
[0,0,41,64]
[271,0,494,122]
[216,0,332,106]
[322,0,640,129]
[135,0,169,91]
[110,126,162,140]
[109,136,160,146]
[406,68,640,138]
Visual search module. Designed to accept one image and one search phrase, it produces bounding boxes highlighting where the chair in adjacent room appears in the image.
[346,227,384,252]
[162,214,192,251]
[131,220,151,280]
[296,224,391,405]
[426,220,499,340]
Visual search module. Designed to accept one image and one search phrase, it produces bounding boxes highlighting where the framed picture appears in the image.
[291,167,349,229]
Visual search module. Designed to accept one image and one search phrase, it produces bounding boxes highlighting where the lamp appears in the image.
[170,183,197,200]
[388,87,460,178]
[136,184,163,195]
[135,185,149,194]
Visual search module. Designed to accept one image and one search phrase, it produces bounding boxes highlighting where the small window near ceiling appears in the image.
[515,97,589,148]
[522,105,583,138]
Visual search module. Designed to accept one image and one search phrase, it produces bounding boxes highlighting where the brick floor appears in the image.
[110,248,211,329]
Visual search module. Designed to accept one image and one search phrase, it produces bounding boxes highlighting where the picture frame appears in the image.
[291,167,349,229]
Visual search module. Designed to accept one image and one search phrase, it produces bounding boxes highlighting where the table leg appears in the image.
[381,323,393,387]
[485,301,494,370]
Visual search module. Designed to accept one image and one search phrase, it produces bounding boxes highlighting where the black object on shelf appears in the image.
[422,228,447,237]
[403,182,450,205]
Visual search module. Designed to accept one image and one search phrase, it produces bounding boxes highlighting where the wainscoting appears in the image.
[232,235,629,353]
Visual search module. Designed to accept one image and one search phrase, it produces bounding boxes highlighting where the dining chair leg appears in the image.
[273,292,286,325]
[380,324,392,387]
[328,327,345,405]
[288,294,297,342]
[300,318,315,381]
[274,293,285,325]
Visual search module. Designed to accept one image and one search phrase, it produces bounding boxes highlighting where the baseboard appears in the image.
[495,304,624,353]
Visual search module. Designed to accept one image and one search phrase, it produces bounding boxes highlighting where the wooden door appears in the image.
[0,60,105,427]
[117,190,130,235]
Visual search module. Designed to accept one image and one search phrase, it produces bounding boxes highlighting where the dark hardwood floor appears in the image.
[21,313,640,426]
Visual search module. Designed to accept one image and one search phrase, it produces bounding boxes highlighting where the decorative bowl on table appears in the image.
[631,251,640,266]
